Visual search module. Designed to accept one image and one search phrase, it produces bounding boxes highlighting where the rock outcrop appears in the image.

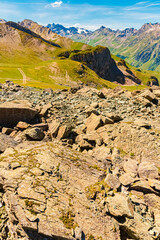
[70,46,125,84]
[0,102,38,127]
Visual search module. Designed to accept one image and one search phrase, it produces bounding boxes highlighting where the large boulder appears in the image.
[0,101,38,127]
[85,113,103,133]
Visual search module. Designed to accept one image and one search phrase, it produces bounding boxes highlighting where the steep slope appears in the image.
[69,46,125,84]
[0,21,61,64]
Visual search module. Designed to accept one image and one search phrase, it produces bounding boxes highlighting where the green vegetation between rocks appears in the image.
[59,209,78,229]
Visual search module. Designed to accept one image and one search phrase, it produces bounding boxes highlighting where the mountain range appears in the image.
[46,22,160,72]
[0,19,159,91]
[47,22,91,37]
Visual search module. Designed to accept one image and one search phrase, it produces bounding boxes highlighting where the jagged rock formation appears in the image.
[0,81,160,239]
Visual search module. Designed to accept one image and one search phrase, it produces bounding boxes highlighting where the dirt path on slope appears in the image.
[18,68,27,84]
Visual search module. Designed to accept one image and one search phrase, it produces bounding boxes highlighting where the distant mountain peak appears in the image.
[0,19,6,23]
[46,22,91,37]
[139,22,160,32]
[99,25,106,30]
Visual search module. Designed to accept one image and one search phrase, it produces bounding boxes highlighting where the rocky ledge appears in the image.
[0,81,160,240]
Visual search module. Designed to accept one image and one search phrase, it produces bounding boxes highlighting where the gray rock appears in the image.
[25,128,45,141]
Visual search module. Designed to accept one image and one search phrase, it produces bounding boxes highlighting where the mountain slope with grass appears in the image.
[0,20,159,90]
[0,21,120,90]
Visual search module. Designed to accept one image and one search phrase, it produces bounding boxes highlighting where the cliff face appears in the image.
[70,46,125,84]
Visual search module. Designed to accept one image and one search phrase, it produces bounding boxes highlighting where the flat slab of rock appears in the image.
[0,102,38,127]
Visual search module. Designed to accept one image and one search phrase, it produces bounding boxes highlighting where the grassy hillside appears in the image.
[0,59,119,90]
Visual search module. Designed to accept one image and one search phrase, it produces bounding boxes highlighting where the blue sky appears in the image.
[1,0,160,30]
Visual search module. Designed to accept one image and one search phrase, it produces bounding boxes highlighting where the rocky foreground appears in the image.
[0,81,160,240]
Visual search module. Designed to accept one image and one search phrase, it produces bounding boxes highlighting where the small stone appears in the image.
[119,173,137,186]
[106,193,134,218]
[49,120,60,138]
[30,167,43,176]
[123,159,138,174]
[11,162,21,170]
[16,121,29,130]
[25,128,45,141]
[104,173,121,190]
[2,127,14,135]
[40,103,52,116]
[140,89,156,102]
[74,227,84,240]
[57,125,72,140]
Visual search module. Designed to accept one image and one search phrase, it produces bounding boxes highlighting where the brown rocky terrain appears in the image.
[0,81,160,239]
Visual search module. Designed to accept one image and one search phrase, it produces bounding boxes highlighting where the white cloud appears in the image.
[72,23,80,28]
[125,1,160,10]
[51,1,63,8]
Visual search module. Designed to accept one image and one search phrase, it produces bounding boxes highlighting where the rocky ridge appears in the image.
[0,81,160,239]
